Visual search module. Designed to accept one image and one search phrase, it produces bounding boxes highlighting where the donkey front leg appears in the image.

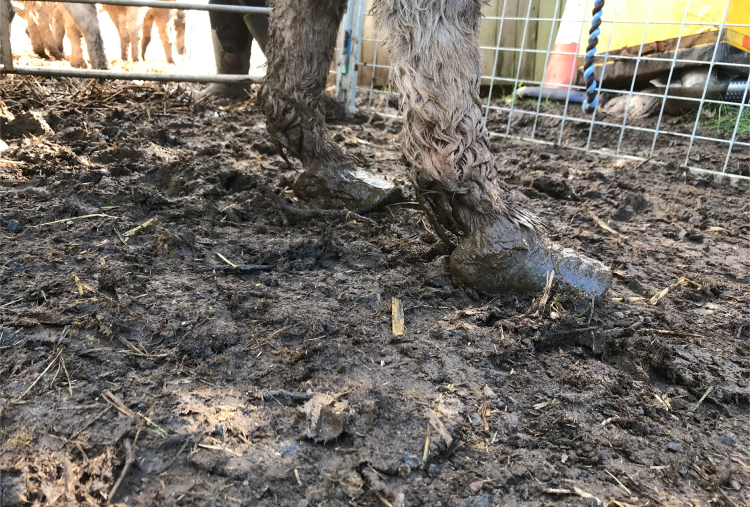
[375,0,612,298]
[259,0,400,212]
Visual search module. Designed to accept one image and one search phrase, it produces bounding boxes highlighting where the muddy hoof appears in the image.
[293,161,402,212]
[450,216,612,299]
[201,82,251,98]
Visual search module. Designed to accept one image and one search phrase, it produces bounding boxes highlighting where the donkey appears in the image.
[253,0,612,298]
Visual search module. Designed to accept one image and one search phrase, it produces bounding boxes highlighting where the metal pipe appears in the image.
[35,0,271,15]
[0,64,262,83]
[0,0,12,71]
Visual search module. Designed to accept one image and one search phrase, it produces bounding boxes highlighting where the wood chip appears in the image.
[391,297,404,336]
[648,276,701,305]
[691,386,712,411]
[123,216,158,240]
[425,408,452,448]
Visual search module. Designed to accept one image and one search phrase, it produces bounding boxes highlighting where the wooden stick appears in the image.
[691,386,712,412]
[108,439,135,502]
[37,214,114,227]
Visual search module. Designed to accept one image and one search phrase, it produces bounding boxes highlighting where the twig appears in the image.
[210,264,274,273]
[37,214,114,227]
[549,326,602,336]
[535,270,554,316]
[605,469,632,496]
[60,357,73,397]
[15,351,62,401]
[691,386,712,412]
[653,329,702,338]
[377,495,393,507]
[0,159,25,166]
[216,253,237,268]
[123,216,158,239]
[648,276,701,306]
[420,424,430,469]
[583,207,627,240]
[261,186,376,224]
[108,439,135,502]
[246,390,316,403]
[158,435,191,473]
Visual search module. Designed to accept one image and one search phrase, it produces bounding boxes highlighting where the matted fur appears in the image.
[372,0,543,234]
[259,0,351,165]
[259,0,543,236]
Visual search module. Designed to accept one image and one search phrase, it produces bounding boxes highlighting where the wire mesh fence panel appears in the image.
[351,0,750,185]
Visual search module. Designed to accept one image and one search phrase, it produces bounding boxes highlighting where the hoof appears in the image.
[293,160,402,213]
[450,215,612,299]
[201,83,251,98]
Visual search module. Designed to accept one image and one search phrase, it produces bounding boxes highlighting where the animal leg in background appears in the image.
[259,0,400,212]
[155,10,174,64]
[64,2,108,69]
[51,5,65,57]
[374,0,612,298]
[173,9,185,55]
[15,3,48,58]
[62,9,85,68]
[141,7,173,63]
[126,6,142,61]
[35,1,64,60]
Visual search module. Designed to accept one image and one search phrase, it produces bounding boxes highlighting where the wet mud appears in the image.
[0,78,749,507]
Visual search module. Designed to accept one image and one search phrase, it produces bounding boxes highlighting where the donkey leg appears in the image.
[64,3,108,69]
[156,11,174,64]
[259,0,400,212]
[375,0,611,298]
[173,9,185,55]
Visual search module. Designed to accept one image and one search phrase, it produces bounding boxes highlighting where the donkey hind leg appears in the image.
[127,7,142,61]
[140,9,154,59]
[155,11,174,64]
[63,3,108,69]
[63,14,85,68]
[173,9,185,55]
[375,0,611,298]
[260,0,400,212]
[25,19,50,58]
[34,3,64,60]
[51,6,66,57]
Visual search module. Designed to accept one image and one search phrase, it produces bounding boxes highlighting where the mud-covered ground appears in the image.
[1,76,749,507]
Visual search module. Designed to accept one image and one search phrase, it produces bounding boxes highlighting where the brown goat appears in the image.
[141,6,185,64]
[12,1,108,69]
[100,5,143,61]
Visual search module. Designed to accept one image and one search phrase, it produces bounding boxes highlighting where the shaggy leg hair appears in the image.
[373,0,543,237]
[259,0,350,166]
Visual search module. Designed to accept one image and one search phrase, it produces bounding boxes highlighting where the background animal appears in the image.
[12,1,108,69]
[100,4,143,61]
[141,5,185,64]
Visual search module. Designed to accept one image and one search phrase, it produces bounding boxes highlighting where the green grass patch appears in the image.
[701,104,750,135]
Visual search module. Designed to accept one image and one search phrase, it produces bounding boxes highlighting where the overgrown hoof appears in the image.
[450,215,612,299]
[293,160,402,213]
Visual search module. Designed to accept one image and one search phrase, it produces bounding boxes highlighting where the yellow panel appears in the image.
[577,0,749,54]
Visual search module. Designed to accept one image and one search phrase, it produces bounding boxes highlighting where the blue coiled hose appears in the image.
[582,0,604,113]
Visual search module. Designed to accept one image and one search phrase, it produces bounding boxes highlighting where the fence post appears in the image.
[335,0,364,112]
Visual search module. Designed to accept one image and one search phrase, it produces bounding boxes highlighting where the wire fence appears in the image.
[348,0,750,186]
[1,0,749,188]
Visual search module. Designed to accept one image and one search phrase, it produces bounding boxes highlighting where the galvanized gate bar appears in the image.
[0,64,262,83]
[35,0,271,15]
